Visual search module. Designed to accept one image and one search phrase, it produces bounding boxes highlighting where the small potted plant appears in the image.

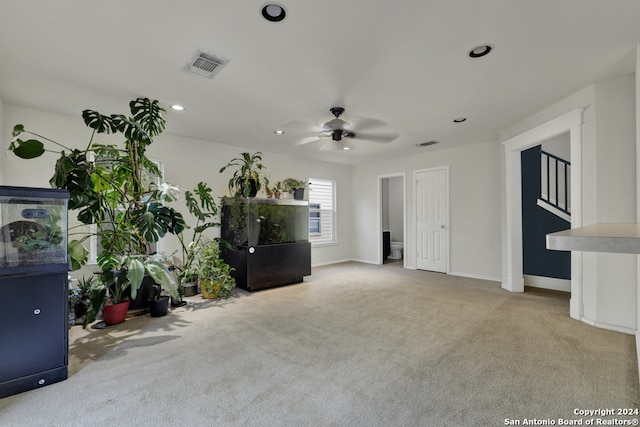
[219,152,269,198]
[71,275,97,325]
[197,239,236,299]
[282,178,307,200]
[148,284,170,317]
[266,181,283,199]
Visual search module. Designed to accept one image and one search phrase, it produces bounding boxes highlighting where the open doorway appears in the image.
[503,109,583,320]
[379,173,406,266]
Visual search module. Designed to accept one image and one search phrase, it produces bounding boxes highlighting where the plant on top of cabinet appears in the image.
[219,151,269,198]
[282,178,307,200]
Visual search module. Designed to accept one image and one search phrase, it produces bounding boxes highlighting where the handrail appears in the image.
[540,150,570,216]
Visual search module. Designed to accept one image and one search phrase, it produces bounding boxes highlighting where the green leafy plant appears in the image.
[197,239,235,299]
[281,178,306,193]
[219,152,269,197]
[8,97,186,321]
[174,182,221,285]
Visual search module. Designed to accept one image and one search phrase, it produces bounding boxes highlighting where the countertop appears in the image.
[546,223,640,254]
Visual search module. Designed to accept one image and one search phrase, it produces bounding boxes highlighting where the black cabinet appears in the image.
[0,186,69,398]
[221,198,311,292]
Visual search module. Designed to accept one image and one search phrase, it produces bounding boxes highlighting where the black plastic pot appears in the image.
[149,296,170,317]
[293,188,305,200]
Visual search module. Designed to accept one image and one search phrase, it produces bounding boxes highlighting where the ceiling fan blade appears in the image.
[352,132,399,144]
[348,116,389,132]
[296,136,324,146]
[283,119,325,134]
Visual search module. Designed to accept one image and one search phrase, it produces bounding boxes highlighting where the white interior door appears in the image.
[416,167,448,272]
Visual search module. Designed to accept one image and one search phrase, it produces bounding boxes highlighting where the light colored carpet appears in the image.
[1,262,638,426]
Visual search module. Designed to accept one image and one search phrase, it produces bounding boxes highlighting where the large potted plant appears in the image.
[8,97,185,324]
[219,152,269,198]
[197,239,236,299]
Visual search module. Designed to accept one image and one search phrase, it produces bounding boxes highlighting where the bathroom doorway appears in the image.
[379,173,406,266]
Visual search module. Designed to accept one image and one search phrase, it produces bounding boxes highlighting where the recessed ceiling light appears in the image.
[274,129,285,135]
[468,44,493,58]
[342,146,350,150]
[171,104,184,111]
[453,117,467,123]
[261,3,287,22]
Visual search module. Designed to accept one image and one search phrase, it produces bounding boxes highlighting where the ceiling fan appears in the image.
[293,107,398,150]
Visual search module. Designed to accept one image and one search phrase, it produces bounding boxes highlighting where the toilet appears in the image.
[389,241,404,260]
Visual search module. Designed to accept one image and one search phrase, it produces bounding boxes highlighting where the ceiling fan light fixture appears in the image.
[468,44,493,58]
[261,3,287,22]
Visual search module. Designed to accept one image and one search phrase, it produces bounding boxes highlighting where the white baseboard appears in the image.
[449,271,501,283]
[580,316,635,335]
[311,258,356,268]
[523,275,571,292]
[348,258,379,265]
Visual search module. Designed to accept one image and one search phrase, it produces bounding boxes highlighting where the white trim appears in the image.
[523,275,571,293]
[579,317,635,336]
[536,199,571,223]
[503,109,583,321]
[413,166,450,274]
[311,258,354,268]
[350,258,380,265]
[377,173,407,268]
[449,271,502,283]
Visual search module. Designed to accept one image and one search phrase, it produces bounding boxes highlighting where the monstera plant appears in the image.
[8,97,186,319]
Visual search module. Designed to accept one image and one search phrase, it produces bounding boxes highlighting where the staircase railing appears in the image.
[540,150,571,216]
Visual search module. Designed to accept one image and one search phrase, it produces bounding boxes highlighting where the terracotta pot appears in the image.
[102,300,130,326]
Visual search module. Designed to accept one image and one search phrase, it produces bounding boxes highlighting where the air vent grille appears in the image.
[187,50,229,78]
[415,141,439,147]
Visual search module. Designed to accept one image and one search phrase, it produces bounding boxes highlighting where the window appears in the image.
[308,178,336,244]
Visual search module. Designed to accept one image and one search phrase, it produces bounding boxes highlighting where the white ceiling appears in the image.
[1,1,639,166]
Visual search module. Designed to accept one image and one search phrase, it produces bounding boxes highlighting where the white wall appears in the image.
[541,132,570,161]
[501,73,637,332]
[1,105,353,275]
[351,140,502,281]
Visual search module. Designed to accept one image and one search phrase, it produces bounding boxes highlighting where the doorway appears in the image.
[503,109,583,320]
[378,173,406,266]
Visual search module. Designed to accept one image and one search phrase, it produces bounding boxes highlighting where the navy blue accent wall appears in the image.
[521,146,571,280]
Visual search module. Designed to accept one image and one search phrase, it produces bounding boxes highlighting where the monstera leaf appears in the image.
[130,97,166,138]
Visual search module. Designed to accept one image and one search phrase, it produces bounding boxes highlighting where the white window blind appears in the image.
[308,178,336,244]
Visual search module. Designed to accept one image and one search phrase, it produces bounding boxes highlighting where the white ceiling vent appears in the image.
[186,50,229,78]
